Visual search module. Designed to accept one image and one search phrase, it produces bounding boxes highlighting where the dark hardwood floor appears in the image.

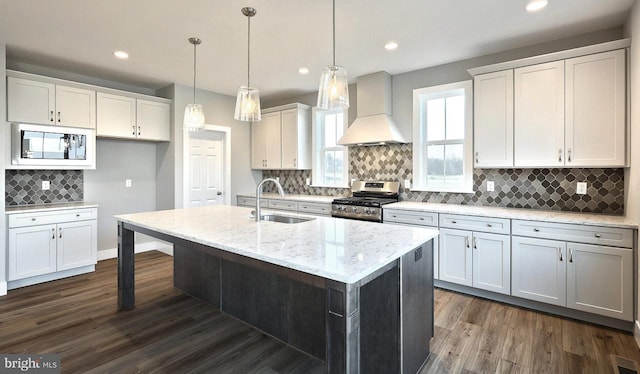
[0,251,638,373]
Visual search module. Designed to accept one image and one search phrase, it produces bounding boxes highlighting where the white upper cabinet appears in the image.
[136,99,170,141]
[565,49,626,167]
[96,92,136,139]
[514,60,565,168]
[473,70,514,168]
[251,103,310,170]
[252,111,282,169]
[96,93,170,142]
[8,77,96,129]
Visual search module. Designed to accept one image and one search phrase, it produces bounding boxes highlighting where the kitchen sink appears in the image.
[260,214,315,224]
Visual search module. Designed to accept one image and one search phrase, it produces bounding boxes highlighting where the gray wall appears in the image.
[623,3,640,324]
[157,83,260,208]
[84,139,158,251]
[1,44,7,292]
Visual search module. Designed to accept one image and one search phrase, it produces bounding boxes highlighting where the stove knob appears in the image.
[364,208,371,214]
[351,206,358,213]
[339,206,346,211]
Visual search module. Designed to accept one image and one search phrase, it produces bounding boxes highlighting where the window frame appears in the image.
[311,107,350,188]
[412,80,474,193]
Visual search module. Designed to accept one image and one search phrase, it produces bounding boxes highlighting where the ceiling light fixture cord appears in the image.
[332,0,336,66]
[248,12,251,87]
[193,40,197,103]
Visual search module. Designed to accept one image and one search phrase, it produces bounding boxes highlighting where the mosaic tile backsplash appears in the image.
[263,144,625,215]
[5,170,83,206]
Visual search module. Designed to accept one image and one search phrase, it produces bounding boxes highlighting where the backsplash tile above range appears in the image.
[263,144,624,215]
[5,170,83,206]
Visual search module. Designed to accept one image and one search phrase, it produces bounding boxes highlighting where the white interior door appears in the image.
[188,131,224,207]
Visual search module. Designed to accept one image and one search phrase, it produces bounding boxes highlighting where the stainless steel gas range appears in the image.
[331,181,400,222]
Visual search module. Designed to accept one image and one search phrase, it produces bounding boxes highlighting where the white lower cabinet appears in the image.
[7,208,98,284]
[439,228,511,295]
[512,234,633,321]
[384,209,439,279]
[512,236,567,306]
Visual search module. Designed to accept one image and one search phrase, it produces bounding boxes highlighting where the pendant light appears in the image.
[234,7,262,122]
[183,37,205,132]
[317,0,349,110]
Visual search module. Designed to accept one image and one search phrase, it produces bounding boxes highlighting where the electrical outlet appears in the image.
[404,179,411,189]
[125,179,132,188]
[41,181,50,191]
[305,177,311,186]
[576,182,587,195]
[487,181,495,192]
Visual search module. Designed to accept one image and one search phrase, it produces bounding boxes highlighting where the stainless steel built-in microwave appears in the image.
[11,123,96,168]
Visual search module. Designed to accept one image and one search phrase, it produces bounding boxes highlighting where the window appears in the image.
[413,81,473,193]
[312,108,349,187]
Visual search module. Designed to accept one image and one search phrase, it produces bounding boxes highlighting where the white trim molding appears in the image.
[97,240,173,261]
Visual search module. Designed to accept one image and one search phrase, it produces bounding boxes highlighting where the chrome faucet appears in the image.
[255,178,285,222]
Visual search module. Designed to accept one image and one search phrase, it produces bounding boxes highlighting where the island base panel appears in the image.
[117,222,135,310]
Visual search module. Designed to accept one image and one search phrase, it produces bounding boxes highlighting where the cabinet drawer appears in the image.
[268,199,298,212]
[298,202,331,216]
[384,209,438,227]
[9,208,97,228]
[512,220,632,248]
[439,213,510,235]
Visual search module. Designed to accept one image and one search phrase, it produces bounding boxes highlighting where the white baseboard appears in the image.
[0,281,7,296]
[97,241,173,261]
[634,320,640,349]
[8,266,95,290]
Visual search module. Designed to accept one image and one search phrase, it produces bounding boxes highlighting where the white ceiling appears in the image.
[0,0,635,101]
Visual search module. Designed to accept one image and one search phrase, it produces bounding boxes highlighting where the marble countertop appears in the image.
[237,193,340,203]
[5,202,99,214]
[386,202,637,229]
[116,205,438,284]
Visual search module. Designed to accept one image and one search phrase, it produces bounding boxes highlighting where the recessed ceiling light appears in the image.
[298,67,309,75]
[526,0,548,12]
[384,41,398,51]
[113,50,129,59]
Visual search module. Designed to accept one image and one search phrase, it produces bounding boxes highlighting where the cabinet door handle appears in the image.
[451,220,457,224]
[293,158,297,168]
[559,248,563,262]
[534,228,540,232]
[59,227,62,239]
[465,236,470,248]
[567,148,572,163]
[132,125,136,135]
[558,148,562,163]
[51,228,55,239]
[58,111,61,123]
[473,236,477,249]
[50,110,54,122]
[475,152,479,164]
[569,248,573,263]
[419,217,424,220]
[594,233,601,238]
[487,223,492,227]
[138,126,141,136]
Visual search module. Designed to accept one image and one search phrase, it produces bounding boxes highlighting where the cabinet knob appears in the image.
[487,223,492,227]
[31,218,36,221]
[452,220,457,224]
[594,233,601,238]
[76,214,80,217]
[419,217,424,220]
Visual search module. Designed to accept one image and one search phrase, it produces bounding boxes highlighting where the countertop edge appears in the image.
[5,202,99,214]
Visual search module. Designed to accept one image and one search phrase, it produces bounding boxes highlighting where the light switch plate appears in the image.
[125,179,132,188]
[487,181,495,192]
[41,181,50,191]
[306,177,311,186]
[577,182,587,195]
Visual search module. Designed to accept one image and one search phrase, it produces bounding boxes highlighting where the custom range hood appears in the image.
[338,71,406,146]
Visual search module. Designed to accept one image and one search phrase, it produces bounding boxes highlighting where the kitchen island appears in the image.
[115,205,438,373]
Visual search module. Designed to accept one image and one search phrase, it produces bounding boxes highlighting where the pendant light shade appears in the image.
[184,37,205,132]
[234,7,261,122]
[317,0,349,110]
[317,65,349,110]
